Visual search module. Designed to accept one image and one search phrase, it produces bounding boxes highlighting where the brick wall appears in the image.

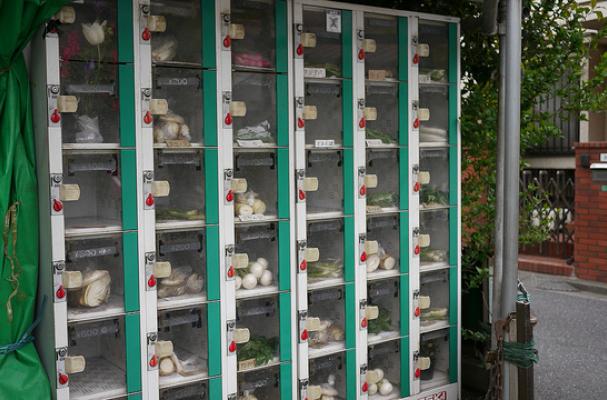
[574,142,607,283]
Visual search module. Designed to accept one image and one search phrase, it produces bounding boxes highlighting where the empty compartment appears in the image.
[156,229,207,306]
[419,148,449,209]
[420,329,450,390]
[365,82,399,145]
[366,149,399,212]
[364,15,398,80]
[305,80,343,146]
[238,364,280,399]
[366,214,400,278]
[232,72,276,145]
[368,340,401,399]
[150,0,202,65]
[420,269,449,332]
[419,84,449,143]
[307,219,344,285]
[234,150,277,220]
[59,61,120,144]
[155,149,205,224]
[157,305,209,387]
[67,317,126,399]
[236,295,280,371]
[58,1,118,63]
[62,151,122,232]
[303,8,343,78]
[231,0,276,71]
[306,150,343,215]
[235,222,279,298]
[367,278,400,342]
[309,353,347,399]
[419,209,450,268]
[159,380,209,399]
[418,21,450,80]
[153,67,204,145]
[65,234,124,321]
[308,287,345,354]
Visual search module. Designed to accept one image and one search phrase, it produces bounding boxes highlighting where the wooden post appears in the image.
[517,301,534,400]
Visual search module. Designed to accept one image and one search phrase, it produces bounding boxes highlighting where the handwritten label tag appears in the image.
[314,139,336,148]
[237,140,264,148]
[366,139,384,147]
[304,68,326,78]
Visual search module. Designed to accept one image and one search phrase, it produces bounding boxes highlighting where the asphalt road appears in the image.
[519,271,607,399]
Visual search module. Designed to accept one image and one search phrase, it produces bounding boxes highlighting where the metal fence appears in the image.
[520,169,575,260]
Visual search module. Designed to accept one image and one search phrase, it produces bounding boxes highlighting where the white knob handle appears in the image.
[147,15,167,32]
[57,96,78,113]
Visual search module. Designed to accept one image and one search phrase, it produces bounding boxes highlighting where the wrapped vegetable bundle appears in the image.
[308,319,344,348]
[307,259,342,281]
[154,111,191,143]
[159,352,205,377]
[366,192,399,208]
[156,208,205,221]
[366,244,396,273]
[237,336,277,367]
[235,191,267,218]
[420,248,448,263]
[367,306,392,335]
[157,266,204,299]
[68,269,111,308]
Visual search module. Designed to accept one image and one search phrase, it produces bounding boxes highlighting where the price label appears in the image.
[237,140,265,148]
[366,139,384,147]
[304,68,326,79]
[315,139,336,148]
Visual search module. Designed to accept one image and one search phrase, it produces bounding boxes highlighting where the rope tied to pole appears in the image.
[3,201,21,323]
[0,296,47,355]
[503,339,539,369]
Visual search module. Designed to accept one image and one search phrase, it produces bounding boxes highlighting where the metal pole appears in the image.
[501,0,522,398]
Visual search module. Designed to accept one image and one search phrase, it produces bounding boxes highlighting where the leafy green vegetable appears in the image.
[368,306,392,334]
[237,336,277,366]
[420,186,449,208]
[367,192,399,208]
[307,260,342,280]
[366,128,396,144]
[156,208,205,221]
[420,248,448,263]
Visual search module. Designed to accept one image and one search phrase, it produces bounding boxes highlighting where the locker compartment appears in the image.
[419,85,448,144]
[366,214,400,279]
[364,15,398,81]
[67,317,126,399]
[419,148,449,210]
[420,329,450,390]
[231,0,276,71]
[237,364,280,399]
[304,80,342,146]
[160,381,208,399]
[235,223,279,297]
[233,72,277,146]
[306,150,343,216]
[302,8,343,78]
[308,353,346,399]
[155,149,205,224]
[153,67,203,145]
[64,235,123,321]
[234,150,277,220]
[236,296,280,371]
[420,269,449,332]
[366,149,399,212]
[307,287,346,354]
[367,278,400,342]
[367,340,401,399]
[157,306,209,387]
[156,229,207,306]
[365,82,398,145]
[150,0,202,65]
[57,1,118,63]
[62,151,122,232]
[418,21,450,80]
[307,219,344,285]
[59,60,120,145]
[419,209,450,268]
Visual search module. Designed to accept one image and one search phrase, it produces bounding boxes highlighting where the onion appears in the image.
[249,261,265,279]
[235,276,242,290]
[259,270,273,286]
[368,383,378,395]
[252,199,266,215]
[381,256,396,270]
[257,257,269,269]
[242,273,257,290]
[159,357,175,376]
[378,379,393,395]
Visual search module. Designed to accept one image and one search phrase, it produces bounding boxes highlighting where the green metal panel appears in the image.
[280,362,292,399]
[278,220,291,291]
[449,267,457,326]
[448,23,458,147]
[279,292,292,361]
[449,326,458,383]
[399,147,409,210]
[277,148,290,219]
[206,225,220,300]
[203,70,218,147]
[119,64,136,148]
[207,301,222,377]
[342,81,354,148]
[275,0,288,73]
[449,146,457,206]
[399,212,409,274]
[343,216,355,282]
[341,11,353,79]
[128,393,142,400]
[209,376,223,400]
[122,231,139,312]
[201,0,216,68]
[399,336,410,397]
[343,149,354,214]
[399,274,409,335]
[125,312,142,393]
[344,283,356,349]
[117,0,134,63]
[120,150,138,230]
[398,18,408,148]
[205,149,219,224]
[398,17,408,83]
[276,75,290,148]
[398,82,408,148]
[345,349,357,400]
[449,208,458,266]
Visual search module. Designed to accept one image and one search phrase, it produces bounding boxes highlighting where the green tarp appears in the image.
[0,1,68,399]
